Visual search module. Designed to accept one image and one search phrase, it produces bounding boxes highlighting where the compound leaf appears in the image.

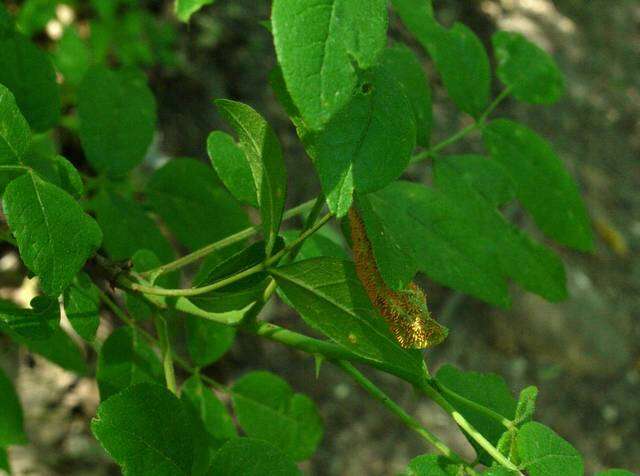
[3,172,102,296]
[393,10,489,117]
[357,176,566,307]
[231,371,323,462]
[493,31,564,104]
[78,66,156,176]
[432,157,566,302]
[92,383,194,476]
[483,120,594,251]
[272,0,387,129]
[434,154,514,207]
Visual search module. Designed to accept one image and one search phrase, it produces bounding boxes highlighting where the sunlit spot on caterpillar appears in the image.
[348,206,448,349]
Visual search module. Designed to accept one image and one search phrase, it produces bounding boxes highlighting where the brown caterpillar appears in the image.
[348,206,448,349]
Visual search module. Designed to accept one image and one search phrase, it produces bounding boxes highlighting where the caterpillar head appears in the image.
[385,286,449,349]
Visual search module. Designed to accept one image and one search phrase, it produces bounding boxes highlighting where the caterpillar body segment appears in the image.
[348,206,448,349]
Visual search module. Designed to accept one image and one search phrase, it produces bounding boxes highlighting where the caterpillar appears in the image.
[348,206,448,349]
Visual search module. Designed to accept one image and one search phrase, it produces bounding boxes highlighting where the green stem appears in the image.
[436,382,516,430]
[144,197,320,280]
[337,361,472,468]
[421,382,522,474]
[0,165,30,172]
[104,281,516,472]
[411,87,511,163]
[96,288,227,393]
[153,314,177,395]
[130,212,333,297]
[285,194,326,264]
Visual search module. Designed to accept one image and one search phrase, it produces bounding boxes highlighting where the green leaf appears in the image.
[430,23,491,117]
[210,438,301,476]
[391,0,433,28]
[191,240,278,314]
[0,367,26,446]
[147,158,249,251]
[94,186,174,263]
[0,447,8,473]
[215,100,287,256]
[281,229,348,262]
[181,375,236,443]
[92,383,194,476]
[271,257,427,384]
[434,154,514,207]
[231,371,323,461]
[181,375,235,476]
[0,33,60,131]
[432,157,566,302]
[63,272,101,341]
[54,27,91,86]
[78,66,156,176]
[96,327,163,401]
[186,317,235,368]
[483,469,518,476]
[15,0,56,37]
[493,31,564,104]
[596,471,637,476]
[516,422,583,476]
[403,454,462,476]
[380,44,432,147]
[0,83,31,166]
[0,303,87,374]
[272,0,387,129]
[207,131,258,207]
[393,9,489,118]
[175,0,215,22]
[3,172,102,296]
[483,120,594,251]
[0,296,58,340]
[52,155,84,199]
[435,364,516,466]
[0,3,14,39]
[357,179,566,308]
[514,386,538,425]
[310,62,416,216]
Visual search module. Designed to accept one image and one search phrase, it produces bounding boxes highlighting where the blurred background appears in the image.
[0,0,638,474]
